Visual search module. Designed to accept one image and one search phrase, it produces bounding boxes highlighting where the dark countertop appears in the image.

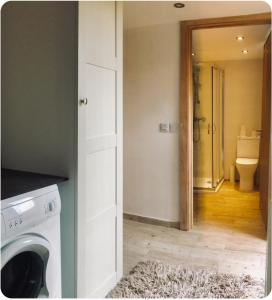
[1,168,68,200]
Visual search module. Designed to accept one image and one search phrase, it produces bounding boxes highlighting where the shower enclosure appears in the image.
[193,63,224,190]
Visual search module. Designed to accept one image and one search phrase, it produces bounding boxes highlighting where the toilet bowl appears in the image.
[236,158,258,191]
[235,136,260,192]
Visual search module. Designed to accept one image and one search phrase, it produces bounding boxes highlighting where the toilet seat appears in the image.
[236,158,258,165]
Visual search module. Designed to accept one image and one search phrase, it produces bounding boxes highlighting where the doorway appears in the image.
[179,12,271,230]
[179,12,271,295]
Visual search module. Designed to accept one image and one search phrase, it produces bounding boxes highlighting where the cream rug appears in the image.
[108,261,264,298]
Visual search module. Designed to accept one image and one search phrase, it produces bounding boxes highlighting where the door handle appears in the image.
[79,98,88,106]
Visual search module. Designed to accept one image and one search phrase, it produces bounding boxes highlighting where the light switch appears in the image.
[159,123,169,133]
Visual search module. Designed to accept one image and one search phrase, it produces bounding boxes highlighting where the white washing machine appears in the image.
[1,185,62,298]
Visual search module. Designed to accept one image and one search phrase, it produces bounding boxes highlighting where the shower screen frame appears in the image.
[211,66,225,189]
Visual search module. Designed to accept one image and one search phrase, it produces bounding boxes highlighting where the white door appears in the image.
[77,2,123,298]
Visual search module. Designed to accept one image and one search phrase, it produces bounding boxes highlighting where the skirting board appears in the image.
[124,213,180,229]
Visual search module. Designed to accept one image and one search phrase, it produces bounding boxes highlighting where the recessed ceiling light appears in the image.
[174,3,185,8]
[242,49,248,54]
[236,36,245,41]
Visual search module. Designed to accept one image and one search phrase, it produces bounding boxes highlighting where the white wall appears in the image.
[216,60,263,179]
[124,23,180,222]
[1,2,77,297]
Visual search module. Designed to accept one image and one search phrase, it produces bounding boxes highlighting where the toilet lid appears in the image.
[236,158,258,165]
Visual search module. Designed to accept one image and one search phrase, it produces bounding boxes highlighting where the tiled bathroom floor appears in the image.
[124,182,266,279]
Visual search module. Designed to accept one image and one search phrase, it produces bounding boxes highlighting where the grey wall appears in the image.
[1,2,77,297]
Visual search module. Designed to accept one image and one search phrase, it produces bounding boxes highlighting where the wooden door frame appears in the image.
[179,12,271,231]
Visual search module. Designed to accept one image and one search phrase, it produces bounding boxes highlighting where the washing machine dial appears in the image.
[45,200,56,215]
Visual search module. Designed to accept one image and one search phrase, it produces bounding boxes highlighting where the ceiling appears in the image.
[192,24,271,61]
[124,1,270,30]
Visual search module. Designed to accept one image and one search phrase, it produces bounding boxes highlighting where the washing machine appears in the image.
[1,184,62,298]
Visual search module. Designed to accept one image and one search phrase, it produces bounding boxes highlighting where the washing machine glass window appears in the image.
[1,235,50,298]
[1,250,47,298]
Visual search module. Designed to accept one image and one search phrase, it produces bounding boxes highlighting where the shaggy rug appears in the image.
[108,261,264,298]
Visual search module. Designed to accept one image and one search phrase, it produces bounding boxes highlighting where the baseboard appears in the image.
[124,213,180,229]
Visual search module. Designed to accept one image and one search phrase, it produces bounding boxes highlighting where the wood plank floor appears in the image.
[124,182,267,279]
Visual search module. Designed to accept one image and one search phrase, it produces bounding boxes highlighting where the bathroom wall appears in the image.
[216,59,263,179]
[1,2,77,297]
[124,23,180,222]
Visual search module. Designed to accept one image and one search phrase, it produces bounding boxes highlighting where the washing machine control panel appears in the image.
[7,217,23,229]
[1,189,61,240]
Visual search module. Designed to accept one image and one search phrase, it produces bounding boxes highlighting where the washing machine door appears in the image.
[1,235,50,298]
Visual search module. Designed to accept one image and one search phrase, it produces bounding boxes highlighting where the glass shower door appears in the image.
[193,63,224,191]
[193,63,213,189]
[212,67,224,188]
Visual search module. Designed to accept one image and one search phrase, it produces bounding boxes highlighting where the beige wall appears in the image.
[124,23,180,222]
[217,60,263,179]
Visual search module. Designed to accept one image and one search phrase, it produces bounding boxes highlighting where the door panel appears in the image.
[79,1,116,68]
[85,207,116,296]
[86,149,116,217]
[85,65,116,138]
[77,2,123,298]
[260,33,271,229]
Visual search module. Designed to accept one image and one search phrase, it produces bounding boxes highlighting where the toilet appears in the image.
[236,136,260,192]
